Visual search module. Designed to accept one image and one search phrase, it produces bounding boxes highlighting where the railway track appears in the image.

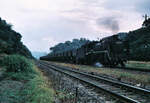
[38,61,150,103]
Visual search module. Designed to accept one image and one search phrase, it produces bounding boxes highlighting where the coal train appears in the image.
[40,34,129,67]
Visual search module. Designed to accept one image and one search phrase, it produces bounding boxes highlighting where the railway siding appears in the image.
[38,61,150,103]
[50,61,150,89]
[52,64,150,94]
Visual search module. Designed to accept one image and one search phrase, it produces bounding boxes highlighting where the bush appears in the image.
[2,55,33,73]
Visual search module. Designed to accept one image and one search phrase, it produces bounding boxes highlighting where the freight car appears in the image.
[40,34,129,67]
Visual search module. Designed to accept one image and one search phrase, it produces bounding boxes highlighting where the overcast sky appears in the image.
[0,0,149,52]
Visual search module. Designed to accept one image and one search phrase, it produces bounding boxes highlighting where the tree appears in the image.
[49,38,90,53]
[142,14,150,27]
[0,17,33,58]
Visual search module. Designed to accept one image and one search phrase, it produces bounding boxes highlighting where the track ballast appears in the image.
[38,61,150,103]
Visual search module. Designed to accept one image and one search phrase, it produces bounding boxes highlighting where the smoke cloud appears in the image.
[96,17,120,33]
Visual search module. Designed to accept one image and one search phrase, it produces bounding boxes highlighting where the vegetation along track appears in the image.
[38,61,150,103]
[108,66,150,72]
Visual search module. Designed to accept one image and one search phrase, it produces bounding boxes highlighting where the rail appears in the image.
[38,61,150,103]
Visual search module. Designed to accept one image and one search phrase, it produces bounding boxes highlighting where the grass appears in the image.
[19,66,55,103]
[0,55,55,103]
[0,80,23,103]
[51,62,150,85]
[126,61,150,69]
[0,66,55,103]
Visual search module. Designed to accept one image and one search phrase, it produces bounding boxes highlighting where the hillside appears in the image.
[0,17,33,58]
[127,26,150,61]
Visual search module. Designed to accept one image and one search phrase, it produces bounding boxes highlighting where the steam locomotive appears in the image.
[40,34,129,67]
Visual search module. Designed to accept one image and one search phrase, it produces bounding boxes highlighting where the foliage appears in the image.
[49,38,90,53]
[4,72,35,81]
[2,55,34,73]
[127,26,150,61]
[0,17,32,58]
[126,61,150,69]
[0,80,23,103]
[142,18,150,27]
[0,58,54,103]
[20,68,54,103]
